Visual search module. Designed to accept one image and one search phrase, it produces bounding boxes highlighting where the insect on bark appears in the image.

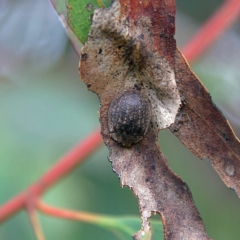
[108,89,152,147]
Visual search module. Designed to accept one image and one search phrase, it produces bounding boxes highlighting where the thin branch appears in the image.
[0,129,102,223]
[181,0,240,62]
[37,201,137,236]
[37,200,100,223]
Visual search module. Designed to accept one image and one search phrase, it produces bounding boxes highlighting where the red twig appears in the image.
[182,0,240,62]
[1,0,240,225]
[27,205,45,240]
[0,129,102,223]
[37,200,100,223]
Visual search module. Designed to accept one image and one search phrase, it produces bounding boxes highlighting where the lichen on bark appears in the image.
[79,1,210,239]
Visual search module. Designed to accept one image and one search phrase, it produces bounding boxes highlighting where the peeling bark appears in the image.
[79,1,211,239]
[170,49,240,196]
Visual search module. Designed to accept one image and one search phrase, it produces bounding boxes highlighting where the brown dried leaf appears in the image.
[170,49,240,196]
[79,0,210,239]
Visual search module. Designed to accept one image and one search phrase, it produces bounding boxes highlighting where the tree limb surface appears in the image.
[79,0,240,239]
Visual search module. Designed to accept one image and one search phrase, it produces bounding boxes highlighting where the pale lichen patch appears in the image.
[80,0,181,130]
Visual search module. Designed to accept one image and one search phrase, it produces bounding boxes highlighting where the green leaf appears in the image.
[67,0,112,44]
[49,0,112,54]
[49,0,82,56]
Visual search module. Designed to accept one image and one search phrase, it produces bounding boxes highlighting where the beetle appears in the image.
[108,89,152,147]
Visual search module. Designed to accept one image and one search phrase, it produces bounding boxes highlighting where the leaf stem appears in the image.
[0,129,102,223]
[37,200,138,236]
[27,203,45,240]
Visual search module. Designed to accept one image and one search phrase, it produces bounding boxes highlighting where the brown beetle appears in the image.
[108,89,152,147]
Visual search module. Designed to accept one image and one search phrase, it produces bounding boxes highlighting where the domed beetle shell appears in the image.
[108,89,152,147]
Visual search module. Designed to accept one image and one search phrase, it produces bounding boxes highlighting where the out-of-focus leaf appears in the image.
[67,0,112,44]
[150,220,164,240]
[97,216,163,240]
[50,0,67,16]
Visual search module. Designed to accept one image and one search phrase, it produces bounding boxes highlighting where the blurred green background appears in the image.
[1,0,240,239]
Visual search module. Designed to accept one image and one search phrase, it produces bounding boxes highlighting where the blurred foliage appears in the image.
[0,0,240,239]
[176,0,223,23]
